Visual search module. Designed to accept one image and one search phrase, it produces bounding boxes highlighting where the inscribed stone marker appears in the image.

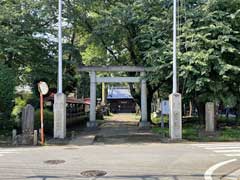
[22,104,34,134]
[205,102,215,132]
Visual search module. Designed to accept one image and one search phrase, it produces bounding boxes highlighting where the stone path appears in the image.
[69,113,161,145]
[97,113,140,137]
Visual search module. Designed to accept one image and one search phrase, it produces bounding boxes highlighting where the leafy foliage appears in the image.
[35,109,53,135]
[0,63,16,116]
[0,0,240,125]
[179,0,240,111]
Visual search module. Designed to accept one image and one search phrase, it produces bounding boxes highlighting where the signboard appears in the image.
[161,100,169,115]
[37,81,49,145]
[38,81,49,95]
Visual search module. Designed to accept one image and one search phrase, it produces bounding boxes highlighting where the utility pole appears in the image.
[54,0,66,139]
[169,0,182,140]
[58,0,63,93]
[173,0,177,94]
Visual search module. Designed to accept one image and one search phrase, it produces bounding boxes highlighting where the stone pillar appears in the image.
[21,104,35,145]
[101,82,106,105]
[169,93,182,140]
[12,129,17,145]
[22,104,34,134]
[139,72,150,128]
[33,130,38,145]
[87,71,97,128]
[54,93,66,139]
[205,102,215,132]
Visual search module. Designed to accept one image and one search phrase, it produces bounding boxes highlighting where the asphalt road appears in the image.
[1,142,240,180]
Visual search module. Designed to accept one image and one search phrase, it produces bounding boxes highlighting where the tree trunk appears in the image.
[236,100,240,119]
[147,91,153,124]
[196,102,205,125]
[214,102,219,129]
[189,101,193,117]
[146,84,158,124]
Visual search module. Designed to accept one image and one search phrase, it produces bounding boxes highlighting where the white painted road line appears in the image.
[225,154,240,157]
[192,143,240,145]
[0,149,19,152]
[0,149,23,157]
[0,148,27,151]
[0,152,19,154]
[214,150,240,153]
[205,147,240,150]
[192,143,240,157]
[204,159,237,180]
[193,144,240,147]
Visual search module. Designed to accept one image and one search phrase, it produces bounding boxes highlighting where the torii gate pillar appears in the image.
[139,72,150,128]
[87,71,98,128]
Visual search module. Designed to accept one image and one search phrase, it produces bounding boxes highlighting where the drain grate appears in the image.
[44,160,65,165]
[81,170,107,177]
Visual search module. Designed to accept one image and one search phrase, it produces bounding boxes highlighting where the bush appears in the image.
[11,93,33,125]
[0,63,18,134]
[0,63,16,117]
[0,115,16,136]
[35,109,53,136]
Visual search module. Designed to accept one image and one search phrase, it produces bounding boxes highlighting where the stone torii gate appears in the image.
[79,66,152,128]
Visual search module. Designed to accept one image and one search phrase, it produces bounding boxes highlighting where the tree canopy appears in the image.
[0,0,240,122]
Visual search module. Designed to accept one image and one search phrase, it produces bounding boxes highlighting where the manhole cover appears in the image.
[44,160,65,165]
[81,170,107,177]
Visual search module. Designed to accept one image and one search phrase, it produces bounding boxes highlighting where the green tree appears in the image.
[179,0,240,120]
[64,0,174,123]
[0,63,16,117]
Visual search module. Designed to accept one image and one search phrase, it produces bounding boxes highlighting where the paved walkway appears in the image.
[69,113,161,145]
[98,113,141,137]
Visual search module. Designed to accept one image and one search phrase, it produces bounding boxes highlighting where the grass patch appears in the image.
[151,115,169,124]
[134,114,141,121]
[218,126,240,141]
[152,117,240,142]
[152,126,169,135]
[183,125,200,140]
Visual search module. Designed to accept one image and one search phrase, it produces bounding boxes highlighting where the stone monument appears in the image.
[205,102,215,132]
[21,104,35,144]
